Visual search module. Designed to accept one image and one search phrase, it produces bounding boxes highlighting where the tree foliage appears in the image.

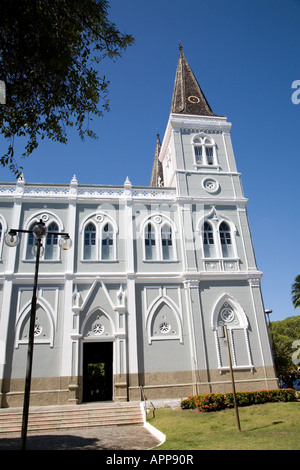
[270,315,300,373]
[0,0,134,176]
[291,275,300,309]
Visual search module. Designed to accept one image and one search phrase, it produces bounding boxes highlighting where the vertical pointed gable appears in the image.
[170,45,216,117]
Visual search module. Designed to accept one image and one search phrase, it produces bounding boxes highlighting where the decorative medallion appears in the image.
[220,303,235,323]
[92,323,104,335]
[34,325,42,336]
[159,322,171,334]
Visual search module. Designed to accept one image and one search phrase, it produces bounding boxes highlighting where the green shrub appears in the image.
[180,389,296,412]
[180,396,196,409]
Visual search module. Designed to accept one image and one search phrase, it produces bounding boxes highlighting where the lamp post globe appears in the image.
[59,235,72,250]
[4,230,20,247]
[32,220,48,239]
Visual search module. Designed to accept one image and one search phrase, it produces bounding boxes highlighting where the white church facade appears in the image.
[0,48,277,407]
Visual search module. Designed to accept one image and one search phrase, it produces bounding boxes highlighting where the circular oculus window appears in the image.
[188,96,200,103]
[202,178,219,193]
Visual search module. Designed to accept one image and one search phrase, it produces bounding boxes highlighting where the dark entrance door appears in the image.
[82,342,113,402]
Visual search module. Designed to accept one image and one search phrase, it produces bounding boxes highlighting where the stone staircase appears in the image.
[0,402,144,435]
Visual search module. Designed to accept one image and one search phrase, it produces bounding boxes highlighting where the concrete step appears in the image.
[0,402,144,434]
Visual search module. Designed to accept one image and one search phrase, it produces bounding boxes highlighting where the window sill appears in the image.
[22,259,61,263]
[80,259,118,263]
[194,164,220,170]
[143,259,179,263]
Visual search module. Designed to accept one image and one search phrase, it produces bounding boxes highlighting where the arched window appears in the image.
[145,223,157,260]
[102,222,114,260]
[26,223,36,260]
[24,214,64,261]
[161,224,174,260]
[81,215,118,261]
[212,295,252,370]
[84,222,96,260]
[45,222,59,260]
[219,222,234,258]
[193,135,217,166]
[203,221,216,257]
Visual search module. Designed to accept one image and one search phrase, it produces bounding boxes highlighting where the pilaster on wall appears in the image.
[0,177,24,384]
[126,277,139,386]
[59,176,77,391]
[178,204,197,273]
[236,205,258,272]
[183,279,208,395]
[248,278,277,386]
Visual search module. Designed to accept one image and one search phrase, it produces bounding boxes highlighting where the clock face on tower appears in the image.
[188,95,200,103]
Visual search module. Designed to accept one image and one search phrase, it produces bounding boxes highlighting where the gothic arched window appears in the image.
[193,135,217,166]
[203,221,216,258]
[45,222,59,260]
[102,222,114,260]
[161,224,174,260]
[84,222,96,260]
[145,223,157,260]
[219,222,234,258]
[212,295,252,370]
[26,223,36,260]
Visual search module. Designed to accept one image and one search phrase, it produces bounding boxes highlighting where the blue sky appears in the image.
[1,0,300,321]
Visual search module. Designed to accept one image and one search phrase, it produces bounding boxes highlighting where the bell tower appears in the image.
[152,45,244,206]
[152,45,260,276]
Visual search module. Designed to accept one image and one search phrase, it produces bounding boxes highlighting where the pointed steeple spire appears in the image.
[150,131,164,187]
[170,44,216,116]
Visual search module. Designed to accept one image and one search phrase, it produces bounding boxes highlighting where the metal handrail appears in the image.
[140,386,155,418]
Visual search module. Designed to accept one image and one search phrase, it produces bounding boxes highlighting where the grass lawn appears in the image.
[147,402,300,450]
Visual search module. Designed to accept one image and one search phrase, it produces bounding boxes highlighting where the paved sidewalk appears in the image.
[0,425,162,450]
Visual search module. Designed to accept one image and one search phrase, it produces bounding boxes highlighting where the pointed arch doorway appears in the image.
[82,342,113,402]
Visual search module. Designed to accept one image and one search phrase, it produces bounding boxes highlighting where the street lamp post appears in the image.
[5,220,72,450]
[223,325,241,432]
[264,309,277,376]
[218,325,241,431]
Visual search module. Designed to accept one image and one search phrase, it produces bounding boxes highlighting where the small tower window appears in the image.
[194,146,203,164]
[193,135,217,166]
[206,146,214,165]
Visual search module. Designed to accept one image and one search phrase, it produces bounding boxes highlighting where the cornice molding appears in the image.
[169,113,232,132]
